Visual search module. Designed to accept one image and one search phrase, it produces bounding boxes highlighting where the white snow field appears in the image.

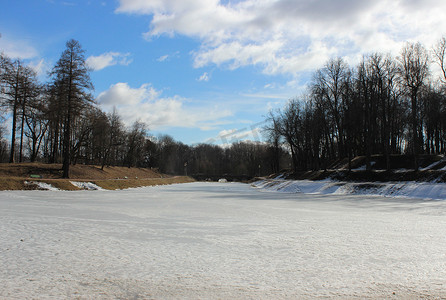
[1,182,446,299]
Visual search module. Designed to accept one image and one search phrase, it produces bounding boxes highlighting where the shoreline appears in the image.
[0,176,195,191]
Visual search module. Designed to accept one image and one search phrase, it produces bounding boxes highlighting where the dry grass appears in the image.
[0,177,30,190]
[69,165,163,180]
[0,163,163,180]
[92,176,195,190]
[0,163,194,191]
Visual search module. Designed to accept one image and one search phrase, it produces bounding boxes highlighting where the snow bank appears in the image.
[24,180,104,191]
[253,179,446,201]
[421,156,446,171]
[70,181,104,190]
[24,181,60,191]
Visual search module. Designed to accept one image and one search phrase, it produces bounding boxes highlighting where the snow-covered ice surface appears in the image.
[1,182,446,299]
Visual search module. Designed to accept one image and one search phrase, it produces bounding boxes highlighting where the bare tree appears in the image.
[25,92,49,162]
[0,57,39,163]
[50,39,93,178]
[18,67,40,162]
[1,59,21,162]
[264,111,283,173]
[397,42,430,170]
[125,120,148,168]
[433,36,446,82]
[313,58,350,158]
[106,108,125,167]
[0,112,7,162]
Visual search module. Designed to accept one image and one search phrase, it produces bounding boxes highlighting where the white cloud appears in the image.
[86,52,132,71]
[209,125,264,145]
[97,82,232,130]
[27,59,51,78]
[157,54,169,62]
[96,82,158,106]
[117,0,446,75]
[0,34,38,59]
[197,72,210,82]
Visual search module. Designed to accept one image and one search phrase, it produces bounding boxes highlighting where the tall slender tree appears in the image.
[18,66,40,162]
[1,58,21,162]
[50,39,93,178]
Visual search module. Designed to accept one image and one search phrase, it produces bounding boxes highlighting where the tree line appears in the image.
[2,38,446,178]
[0,39,288,178]
[266,38,446,172]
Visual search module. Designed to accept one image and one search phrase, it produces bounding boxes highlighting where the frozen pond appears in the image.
[1,182,446,299]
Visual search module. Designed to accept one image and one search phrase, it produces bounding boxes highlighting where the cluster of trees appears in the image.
[1,39,99,177]
[0,39,288,177]
[267,38,446,172]
[149,137,290,177]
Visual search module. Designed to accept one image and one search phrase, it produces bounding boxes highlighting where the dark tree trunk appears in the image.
[411,91,419,171]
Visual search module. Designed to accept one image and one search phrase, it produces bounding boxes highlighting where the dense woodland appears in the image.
[267,38,446,172]
[1,38,446,177]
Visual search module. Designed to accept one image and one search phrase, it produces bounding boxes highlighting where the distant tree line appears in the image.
[266,38,446,172]
[148,137,290,177]
[0,39,289,177]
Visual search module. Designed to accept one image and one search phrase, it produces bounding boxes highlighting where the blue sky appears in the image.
[1,0,445,145]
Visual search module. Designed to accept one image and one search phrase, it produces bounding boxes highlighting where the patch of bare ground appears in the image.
[92,176,195,190]
[0,163,194,190]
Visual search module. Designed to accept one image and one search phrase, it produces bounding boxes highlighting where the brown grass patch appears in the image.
[68,165,163,180]
[0,176,194,191]
[0,163,63,179]
[0,177,29,190]
[0,163,194,191]
[92,176,195,190]
[0,163,163,180]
